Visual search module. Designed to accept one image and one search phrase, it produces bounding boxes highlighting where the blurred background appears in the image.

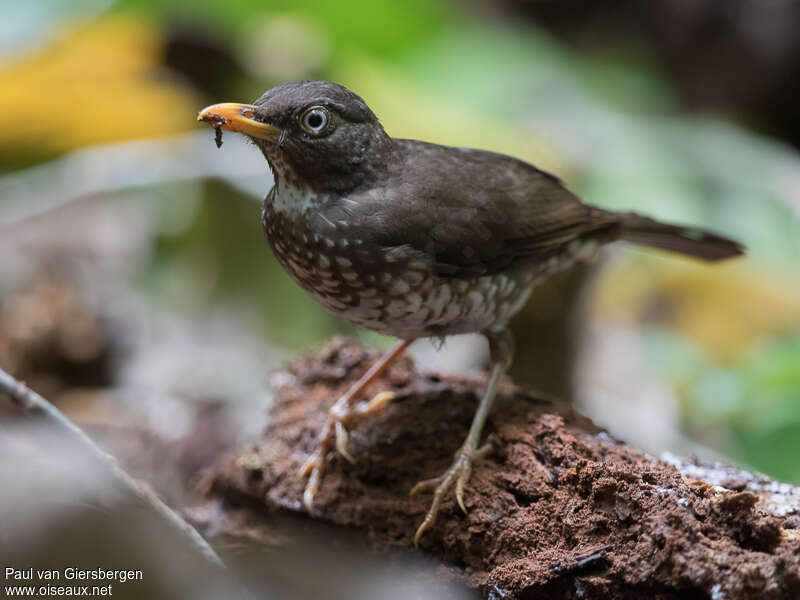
[1,0,799,597]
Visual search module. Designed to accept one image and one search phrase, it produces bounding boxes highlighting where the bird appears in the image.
[197,81,743,545]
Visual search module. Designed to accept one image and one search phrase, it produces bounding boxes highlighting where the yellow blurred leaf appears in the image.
[0,16,200,159]
[592,253,800,362]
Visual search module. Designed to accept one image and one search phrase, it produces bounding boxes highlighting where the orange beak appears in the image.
[197,103,280,142]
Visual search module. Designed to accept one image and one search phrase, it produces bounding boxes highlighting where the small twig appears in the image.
[0,367,225,569]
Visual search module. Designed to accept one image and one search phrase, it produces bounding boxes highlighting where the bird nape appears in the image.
[197,80,743,546]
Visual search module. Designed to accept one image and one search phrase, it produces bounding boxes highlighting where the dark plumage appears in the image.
[198,81,743,544]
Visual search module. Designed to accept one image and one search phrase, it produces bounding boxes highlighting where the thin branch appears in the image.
[0,367,225,569]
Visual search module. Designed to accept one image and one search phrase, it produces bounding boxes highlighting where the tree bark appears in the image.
[202,338,800,600]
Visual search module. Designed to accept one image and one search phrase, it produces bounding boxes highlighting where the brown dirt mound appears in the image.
[204,338,800,599]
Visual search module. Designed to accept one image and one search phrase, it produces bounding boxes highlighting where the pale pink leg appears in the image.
[299,339,413,512]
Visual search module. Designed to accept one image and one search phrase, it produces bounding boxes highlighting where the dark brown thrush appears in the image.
[198,81,743,545]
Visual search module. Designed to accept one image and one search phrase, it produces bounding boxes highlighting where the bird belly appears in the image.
[263,199,579,339]
[332,256,580,339]
[267,241,541,339]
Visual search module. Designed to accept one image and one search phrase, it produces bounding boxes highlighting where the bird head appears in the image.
[198,81,391,192]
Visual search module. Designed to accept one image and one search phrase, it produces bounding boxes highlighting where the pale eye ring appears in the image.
[300,106,329,134]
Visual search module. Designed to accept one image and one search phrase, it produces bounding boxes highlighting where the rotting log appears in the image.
[202,338,800,600]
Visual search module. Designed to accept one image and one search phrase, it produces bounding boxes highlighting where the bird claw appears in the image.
[357,390,395,415]
[331,390,394,464]
[299,448,324,512]
[297,451,318,478]
[411,442,493,546]
[300,389,396,510]
[356,391,394,415]
[334,421,356,464]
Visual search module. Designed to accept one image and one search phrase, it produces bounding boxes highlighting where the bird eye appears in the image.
[300,107,329,135]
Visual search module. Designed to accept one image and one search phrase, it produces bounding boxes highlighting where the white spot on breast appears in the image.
[386,300,407,318]
[414,306,431,322]
[438,284,452,306]
[385,247,412,263]
[389,279,410,295]
[440,301,461,323]
[405,292,422,312]
[359,296,385,309]
[466,290,484,311]
[320,277,341,290]
[405,271,424,286]
[325,297,347,310]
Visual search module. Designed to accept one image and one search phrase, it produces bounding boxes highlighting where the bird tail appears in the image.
[612,212,744,262]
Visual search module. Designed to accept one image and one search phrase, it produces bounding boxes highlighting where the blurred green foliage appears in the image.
[116,0,447,57]
[647,331,800,482]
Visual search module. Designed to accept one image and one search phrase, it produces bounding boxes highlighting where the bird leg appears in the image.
[410,328,513,546]
[299,338,413,512]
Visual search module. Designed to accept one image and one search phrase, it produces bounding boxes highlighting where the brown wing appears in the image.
[327,140,615,278]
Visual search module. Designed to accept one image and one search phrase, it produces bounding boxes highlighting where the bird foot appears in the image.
[298,390,396,512]
[329,389,395,461]
[410,441,492,546]
[330,390,395,425]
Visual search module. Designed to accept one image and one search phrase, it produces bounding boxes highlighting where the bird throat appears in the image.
[268,183,323,219]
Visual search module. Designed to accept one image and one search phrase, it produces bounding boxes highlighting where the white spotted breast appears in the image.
[261,185,582,339]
